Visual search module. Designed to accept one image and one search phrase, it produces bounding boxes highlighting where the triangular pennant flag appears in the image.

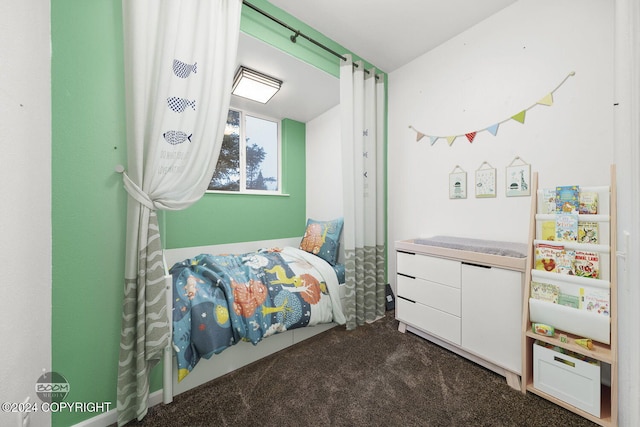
[486,124,499,136]
[407,72,574,148]
[465,132,476,143]
[537,93,554,106]
[512,110,526,124]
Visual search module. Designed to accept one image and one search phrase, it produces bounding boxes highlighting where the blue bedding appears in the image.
[170,246,345,381]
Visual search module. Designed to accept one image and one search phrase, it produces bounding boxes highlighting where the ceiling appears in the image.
[267,0,517,73]
[233,0,517,122]
[230,32,340,123]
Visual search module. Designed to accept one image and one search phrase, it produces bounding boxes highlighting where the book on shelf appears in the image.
[573,250,600,279]
[555,213,579,242]
[541,220,555,241]
[556,249,575,275]
[534,242,565,273]
[580,287,610,317]
[531,281,559,303]
[577,220,599,244]
[541,188,557,214]
[579,191,599,214]
[555,185,580,213]
[558,293,580,309]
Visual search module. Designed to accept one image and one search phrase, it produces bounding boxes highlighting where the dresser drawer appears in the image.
[397,274,460,316]
[397,297,461,345]
[397,252,461,288]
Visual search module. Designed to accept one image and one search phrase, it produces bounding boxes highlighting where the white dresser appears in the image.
[395,238,526,390]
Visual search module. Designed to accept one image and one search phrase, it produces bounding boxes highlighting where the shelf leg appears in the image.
[505,371,521,391]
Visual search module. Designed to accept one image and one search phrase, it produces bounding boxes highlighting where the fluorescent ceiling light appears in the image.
[232,66,282,104]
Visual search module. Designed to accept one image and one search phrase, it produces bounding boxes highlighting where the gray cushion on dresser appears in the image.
[413,235,528,258]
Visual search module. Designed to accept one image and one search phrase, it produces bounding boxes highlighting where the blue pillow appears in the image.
[299,218,343,265]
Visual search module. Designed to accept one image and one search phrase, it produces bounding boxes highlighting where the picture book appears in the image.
[541,221,555,241]
[556,249,575,275]
[573,250,600,278]
[541,188,556,214]
[558,293,580,309]
[555,213,579,242]
[555,185,580,213]
[580,288,610,316]
[577,221,599,244]
[534,243,564,273]
[579,191,599,215]
[531,281,559,303]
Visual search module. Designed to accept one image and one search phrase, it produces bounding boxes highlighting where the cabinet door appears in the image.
[461,263,523,374]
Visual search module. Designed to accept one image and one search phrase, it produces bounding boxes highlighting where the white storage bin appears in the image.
[533,342,601,417]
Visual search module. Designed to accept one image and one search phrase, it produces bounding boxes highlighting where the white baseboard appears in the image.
[71,391,163,427]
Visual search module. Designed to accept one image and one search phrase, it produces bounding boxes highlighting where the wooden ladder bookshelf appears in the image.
[521,165,617,426]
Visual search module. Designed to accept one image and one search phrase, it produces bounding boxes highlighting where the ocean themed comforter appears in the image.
[170,246,346,381]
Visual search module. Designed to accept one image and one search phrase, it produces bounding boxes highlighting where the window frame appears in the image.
[206,108,282,195]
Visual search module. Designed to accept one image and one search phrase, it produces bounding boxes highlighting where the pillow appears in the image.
[299,217,343,265]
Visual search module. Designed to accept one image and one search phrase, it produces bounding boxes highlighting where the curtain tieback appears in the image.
[115,164,156,211]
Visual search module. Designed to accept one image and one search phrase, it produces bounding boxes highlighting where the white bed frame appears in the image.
[161,237,342,404]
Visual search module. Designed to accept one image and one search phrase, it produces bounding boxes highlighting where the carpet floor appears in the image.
[126,310,597,426]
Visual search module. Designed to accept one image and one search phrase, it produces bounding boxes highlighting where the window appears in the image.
[208,109,280,193]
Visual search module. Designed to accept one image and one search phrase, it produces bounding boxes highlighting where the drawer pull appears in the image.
[553,356,575,368]
[462,261,491,269]
[398,296,416,304]
[397,272,416,279]
[397,250,415,255]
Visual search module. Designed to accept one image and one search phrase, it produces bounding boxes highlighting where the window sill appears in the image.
[205,190,290,197]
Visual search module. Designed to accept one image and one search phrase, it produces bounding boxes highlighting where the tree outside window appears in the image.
[208,109,279,193]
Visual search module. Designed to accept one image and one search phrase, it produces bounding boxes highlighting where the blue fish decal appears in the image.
[163,131,192,145]
[173,60,197,78]
[167,97,196,113]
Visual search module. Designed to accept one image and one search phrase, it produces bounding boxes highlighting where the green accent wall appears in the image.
[51,1,386,425]
[164,119,306,247]
[51,1,127,426]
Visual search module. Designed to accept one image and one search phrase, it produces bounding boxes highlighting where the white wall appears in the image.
[0,1,52,426]
[389,0,613,255]
[613,0,640,424]
[388,1,640,425]
[305,105,343,221]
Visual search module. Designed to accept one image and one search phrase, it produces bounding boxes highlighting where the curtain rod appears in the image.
[242,0,376,76]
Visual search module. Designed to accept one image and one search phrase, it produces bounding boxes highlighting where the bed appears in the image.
[161,231,347,403]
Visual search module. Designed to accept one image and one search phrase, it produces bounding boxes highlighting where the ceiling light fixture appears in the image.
[231,66,282,104]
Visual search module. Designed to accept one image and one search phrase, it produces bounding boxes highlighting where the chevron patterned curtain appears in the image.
[116,0,242,424]
[340,54,386,330]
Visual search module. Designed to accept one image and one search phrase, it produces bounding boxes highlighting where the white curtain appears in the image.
[340,55,386,330]
[116,0,242,425]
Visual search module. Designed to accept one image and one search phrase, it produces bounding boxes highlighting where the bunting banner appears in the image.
[409,71,575,146]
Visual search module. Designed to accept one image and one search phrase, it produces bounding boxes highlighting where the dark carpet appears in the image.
[128,310,596,427]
